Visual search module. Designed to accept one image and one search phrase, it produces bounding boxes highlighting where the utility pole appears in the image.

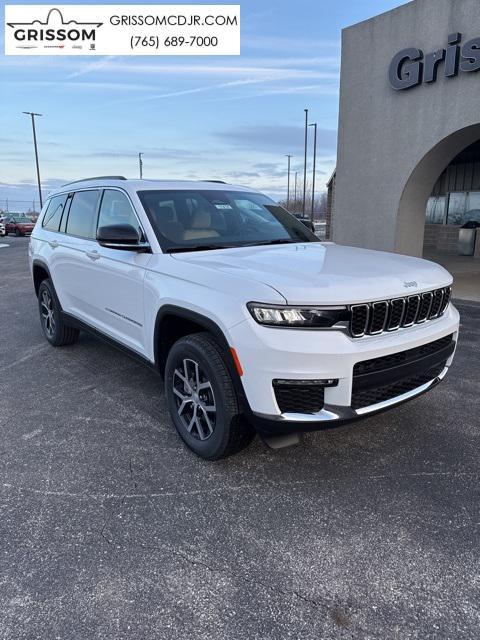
[302,108,309,216]
[22,112,43,208]
[285,154,292,208]
[294,172,298,213]
[138,152,143,179]
[308,122,317,224]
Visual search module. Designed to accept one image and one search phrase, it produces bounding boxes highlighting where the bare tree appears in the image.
[279,181,327,220]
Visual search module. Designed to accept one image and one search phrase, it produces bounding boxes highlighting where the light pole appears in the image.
[308,122,317,223]
[22,112,43,208]
[294,172,298,213]
[285,154,292,208]
[302,108,309,216]
[139,152,144,179]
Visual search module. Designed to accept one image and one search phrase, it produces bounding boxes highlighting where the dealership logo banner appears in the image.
[4,5,240,55]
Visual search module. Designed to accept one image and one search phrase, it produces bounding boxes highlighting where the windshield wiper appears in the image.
[166,244,236,254]
[166,239,302,253]
[241,239,299,247]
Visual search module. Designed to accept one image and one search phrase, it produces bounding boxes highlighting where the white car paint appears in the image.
[29,178,460,423]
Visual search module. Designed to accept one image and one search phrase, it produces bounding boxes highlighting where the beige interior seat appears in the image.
[153,203,184,242]
[183,209,220,240]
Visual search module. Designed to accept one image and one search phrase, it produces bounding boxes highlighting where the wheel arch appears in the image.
[154,305,249,411]
[32,259,52,296]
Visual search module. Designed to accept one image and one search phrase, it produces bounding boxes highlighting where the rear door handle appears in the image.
[86,250,100,261]
[49,240,59,249]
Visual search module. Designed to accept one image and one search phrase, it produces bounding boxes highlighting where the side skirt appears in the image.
[61,312,159,374]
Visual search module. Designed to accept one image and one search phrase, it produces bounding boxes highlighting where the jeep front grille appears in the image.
[349,287,451,338]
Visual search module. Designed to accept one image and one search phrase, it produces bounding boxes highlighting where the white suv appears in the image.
[29,177,459,459]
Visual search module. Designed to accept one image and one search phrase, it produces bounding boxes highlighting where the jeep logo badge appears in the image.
[403,281,418,288]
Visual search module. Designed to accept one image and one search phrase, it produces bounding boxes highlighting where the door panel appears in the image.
[81,188,152,355]
[82,244,151,354]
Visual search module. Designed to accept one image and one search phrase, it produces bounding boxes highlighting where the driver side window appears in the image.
[97,190,143,238]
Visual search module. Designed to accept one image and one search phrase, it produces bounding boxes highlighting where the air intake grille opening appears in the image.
[351,363,445,410]
[349,287,451,338]
[273,382,326,414]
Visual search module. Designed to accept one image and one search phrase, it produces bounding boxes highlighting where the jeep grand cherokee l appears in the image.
[29,177,459,459]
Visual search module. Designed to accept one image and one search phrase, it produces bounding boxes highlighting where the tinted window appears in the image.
[66,190,100,238]
[97,190,142,238]
[42,194,68,231]
[137,190,318,252]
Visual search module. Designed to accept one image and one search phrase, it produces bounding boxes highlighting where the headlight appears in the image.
[247,303,348,328]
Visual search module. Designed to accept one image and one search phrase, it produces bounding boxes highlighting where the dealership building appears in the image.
[328,0,480,298]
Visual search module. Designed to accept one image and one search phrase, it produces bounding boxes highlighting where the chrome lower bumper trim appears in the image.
[254,366,449,423]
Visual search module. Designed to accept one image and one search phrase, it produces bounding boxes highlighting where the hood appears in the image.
[172,243,453,305]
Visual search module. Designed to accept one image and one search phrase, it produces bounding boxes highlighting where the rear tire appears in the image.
[38,278,80,346]
[165,332,254,460]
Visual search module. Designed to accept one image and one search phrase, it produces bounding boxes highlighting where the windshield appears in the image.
[15,217,32,223]
[137,190,318,252]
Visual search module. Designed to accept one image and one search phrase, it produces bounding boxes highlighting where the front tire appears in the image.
[165,333,254,460]
[38,279,80,346]
[15,228,22,237]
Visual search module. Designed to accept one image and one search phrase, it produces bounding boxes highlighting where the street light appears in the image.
[308,122,317,224]
[294,171,298,213]
[22,112,43,209]
[302,108,309,216]
[285,154,293,208]
[138,152,144,179]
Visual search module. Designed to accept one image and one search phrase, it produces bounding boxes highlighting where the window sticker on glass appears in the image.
[214,203,233,210]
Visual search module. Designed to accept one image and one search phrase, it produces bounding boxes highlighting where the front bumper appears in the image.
[229,304,460,430]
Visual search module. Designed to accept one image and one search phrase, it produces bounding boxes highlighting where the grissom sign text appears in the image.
[389,32,480,90]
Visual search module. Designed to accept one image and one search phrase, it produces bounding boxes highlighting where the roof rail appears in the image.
[61,176,127,187]
[202,180,227,184]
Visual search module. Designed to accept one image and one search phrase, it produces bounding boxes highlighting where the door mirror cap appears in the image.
[96,224,150,252]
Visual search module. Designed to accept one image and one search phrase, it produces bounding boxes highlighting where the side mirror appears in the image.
[96,224,150,252]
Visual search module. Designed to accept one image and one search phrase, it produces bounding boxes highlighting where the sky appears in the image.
[0,0,407,211]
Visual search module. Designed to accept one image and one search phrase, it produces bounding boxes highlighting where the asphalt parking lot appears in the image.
[0,237,479,639]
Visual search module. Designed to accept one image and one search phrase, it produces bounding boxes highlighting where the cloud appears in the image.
[224,170,261,179]
[240,34,341,53]
[62,146,206,162]
[3,80,164,92]
[217,125,337,155]
[0,178,69,211]
[66,55,117,79]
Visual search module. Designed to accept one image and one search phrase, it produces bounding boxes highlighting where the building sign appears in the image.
[389,32,480,90]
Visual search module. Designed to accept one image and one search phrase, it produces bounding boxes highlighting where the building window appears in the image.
[447,192,467,225]
[426,196,446,224]
[446,191,480,226]
[465,192,480,224]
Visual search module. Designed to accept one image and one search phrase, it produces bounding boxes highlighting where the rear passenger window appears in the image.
[66,190,100,238]
[42,194,68,231]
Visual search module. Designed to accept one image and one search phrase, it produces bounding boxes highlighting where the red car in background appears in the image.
[4,215,35,237]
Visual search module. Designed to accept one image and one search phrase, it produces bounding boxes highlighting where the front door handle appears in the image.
[49,240,59,249]
[86,250,100,261]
